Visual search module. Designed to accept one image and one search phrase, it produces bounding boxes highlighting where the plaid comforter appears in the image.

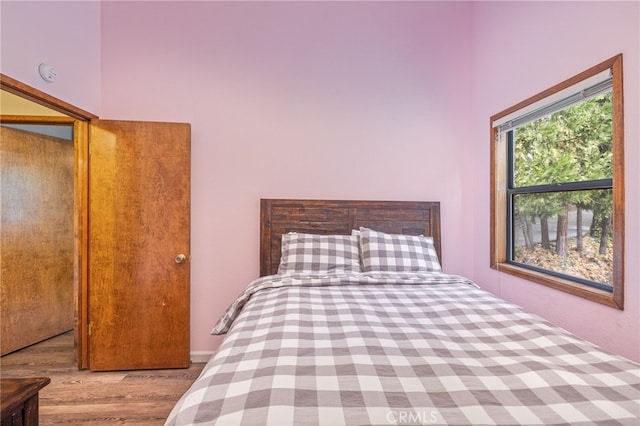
[166,272,640,426]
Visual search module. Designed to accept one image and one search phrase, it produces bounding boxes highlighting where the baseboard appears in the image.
[190,351,214,363]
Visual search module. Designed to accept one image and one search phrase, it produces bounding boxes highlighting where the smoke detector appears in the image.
[37,63,57,82]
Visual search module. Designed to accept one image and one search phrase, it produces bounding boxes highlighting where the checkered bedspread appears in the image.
[166,272,640,426]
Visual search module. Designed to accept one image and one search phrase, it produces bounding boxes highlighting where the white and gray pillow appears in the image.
[277,233,361,274]
[358,227,441,272]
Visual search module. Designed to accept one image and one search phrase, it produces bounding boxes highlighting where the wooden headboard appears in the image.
[260,199,441,277]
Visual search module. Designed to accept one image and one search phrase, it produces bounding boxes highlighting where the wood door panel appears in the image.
[1,126,74,355]
[88,120,190,371]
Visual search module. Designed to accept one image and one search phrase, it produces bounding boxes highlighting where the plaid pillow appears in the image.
[277,233,362,274]
[359,227,441,272]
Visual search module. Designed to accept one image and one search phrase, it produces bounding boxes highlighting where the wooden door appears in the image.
[0,126,74,355]
[88,120,190,371]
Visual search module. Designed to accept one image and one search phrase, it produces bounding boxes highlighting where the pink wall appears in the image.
[0,1,101,114]
[99,1,475,354]
[3,1,638,362]
[470,1,640,362]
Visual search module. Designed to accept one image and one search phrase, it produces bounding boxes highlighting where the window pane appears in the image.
[511,189,613,287]
[512,92,612,188]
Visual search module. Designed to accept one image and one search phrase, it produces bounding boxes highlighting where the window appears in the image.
[490,54,624,309]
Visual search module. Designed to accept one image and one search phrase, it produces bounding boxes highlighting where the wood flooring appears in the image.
[0,331,205,425]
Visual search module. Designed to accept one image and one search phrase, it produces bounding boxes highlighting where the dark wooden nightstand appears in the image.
[1,377,50,426]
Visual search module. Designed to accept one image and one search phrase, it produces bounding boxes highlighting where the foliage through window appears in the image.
[490,55,624,308]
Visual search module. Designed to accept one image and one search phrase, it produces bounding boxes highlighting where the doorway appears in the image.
[1,75,96,368]
[1,122,75,355]
[2,74,191,371]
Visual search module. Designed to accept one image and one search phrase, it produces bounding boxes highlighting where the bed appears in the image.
[166,199,639,426]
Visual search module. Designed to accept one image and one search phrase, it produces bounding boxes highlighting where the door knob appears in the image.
[175,254,187,264]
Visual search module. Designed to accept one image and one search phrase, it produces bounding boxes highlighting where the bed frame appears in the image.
[259,199,441,276]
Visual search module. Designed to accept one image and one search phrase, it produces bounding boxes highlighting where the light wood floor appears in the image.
[0,331,205,425]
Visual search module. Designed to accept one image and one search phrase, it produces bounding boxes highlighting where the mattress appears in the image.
[166,272,640,425]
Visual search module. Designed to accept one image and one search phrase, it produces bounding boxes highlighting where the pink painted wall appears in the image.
[0,1,101,114]
[3,1,638,362]
[470,1,640,362]
[99,1,475,354]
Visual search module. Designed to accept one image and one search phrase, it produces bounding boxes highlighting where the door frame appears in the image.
[1,73,96,369]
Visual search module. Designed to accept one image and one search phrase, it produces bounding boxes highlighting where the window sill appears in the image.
[491,262,622,310]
